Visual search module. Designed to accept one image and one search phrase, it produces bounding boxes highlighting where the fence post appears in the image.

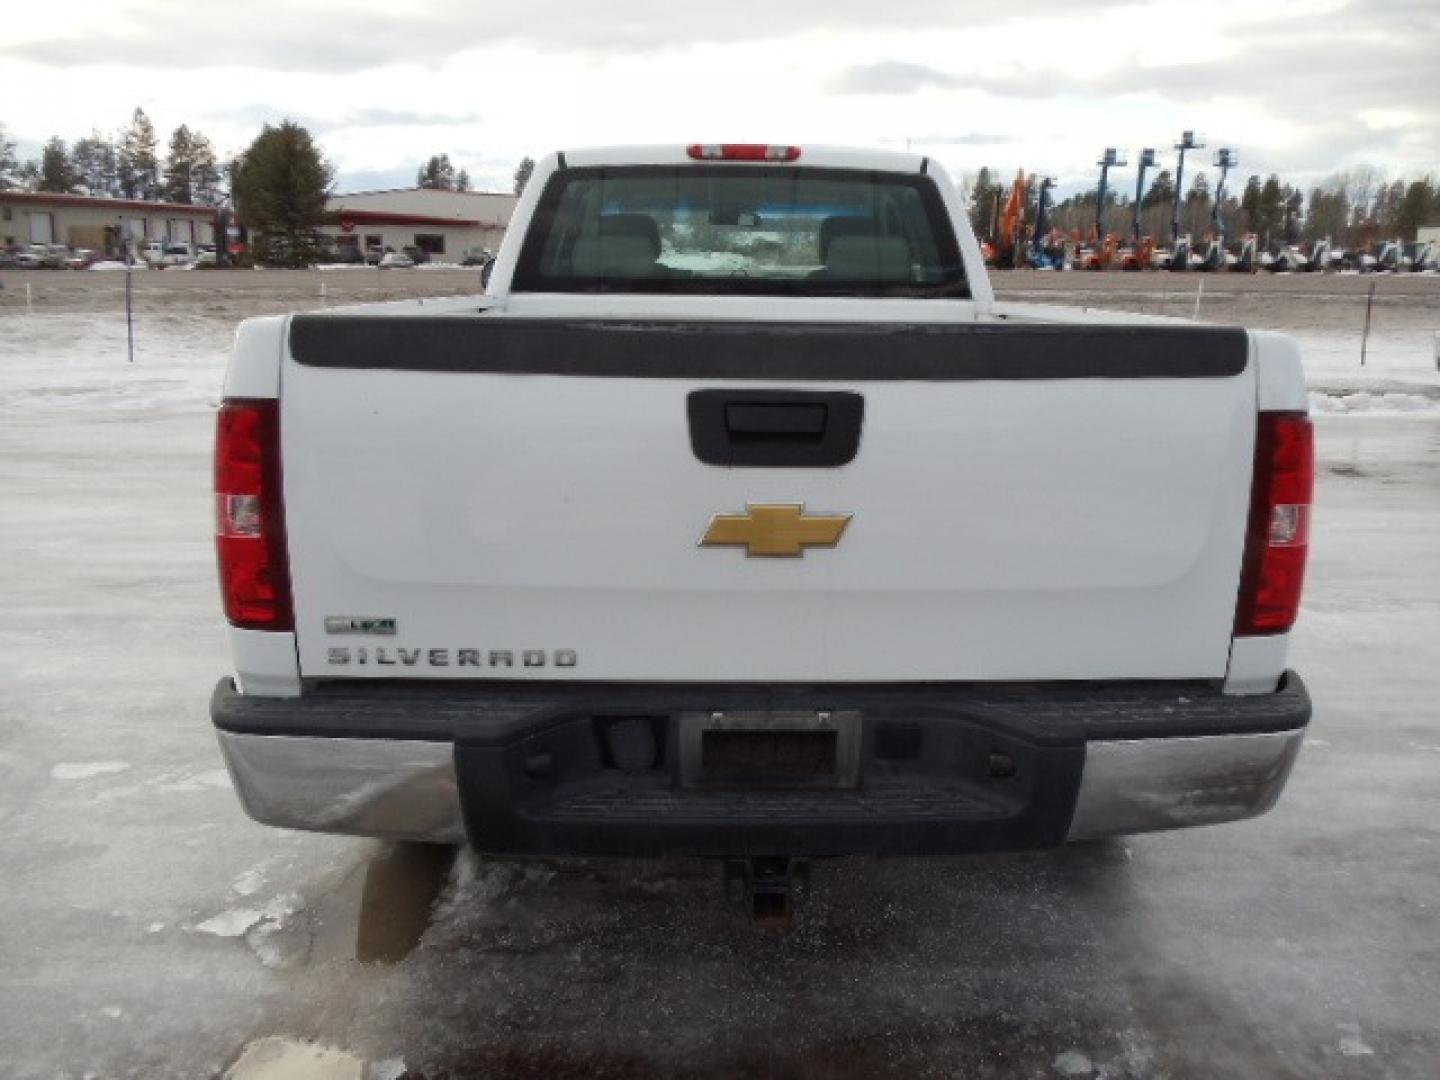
[1192,277,1205,320]
[26,282,33,314]
[1360,279,1376,367]
[125,262,136,364]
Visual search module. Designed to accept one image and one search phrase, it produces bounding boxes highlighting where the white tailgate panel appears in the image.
[283,364,1254,682]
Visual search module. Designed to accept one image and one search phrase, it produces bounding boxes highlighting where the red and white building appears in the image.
[323,187,518,262]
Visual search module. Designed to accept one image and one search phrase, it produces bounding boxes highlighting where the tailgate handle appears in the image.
[688,390,863,468]
[724,403,828,442]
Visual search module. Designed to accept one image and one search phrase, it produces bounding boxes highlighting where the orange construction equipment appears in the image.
[1119,236,1155,272]
[1080,232,1120,271]
[998,169,1027,266]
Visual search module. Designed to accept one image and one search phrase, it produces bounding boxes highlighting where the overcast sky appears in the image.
[2,0,1435,198]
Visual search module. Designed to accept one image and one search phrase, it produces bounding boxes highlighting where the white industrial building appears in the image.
[322,188,518,262]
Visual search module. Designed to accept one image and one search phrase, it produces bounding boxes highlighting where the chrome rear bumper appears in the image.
[1066,728,1304,840]
[217,732,465,844]
[215,726,1306,847]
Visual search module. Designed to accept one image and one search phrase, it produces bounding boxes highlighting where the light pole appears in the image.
[1095,148,1127,244]
[1132,148,1156,244]
[1172,130,1205,243]
[1211,148,1236,240]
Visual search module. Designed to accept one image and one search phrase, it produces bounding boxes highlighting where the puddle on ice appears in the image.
[355,841,456,964]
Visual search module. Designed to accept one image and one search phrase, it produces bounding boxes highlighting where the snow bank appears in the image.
[1310,390,1440,416]
[1294,329,1440,395]
[0,312,229,415]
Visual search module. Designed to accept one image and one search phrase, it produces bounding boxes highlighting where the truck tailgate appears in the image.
[280,316,1254,683]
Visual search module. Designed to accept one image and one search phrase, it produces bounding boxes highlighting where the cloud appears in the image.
[1,0,1432,194]
[2,0,1137,72]
[332,167,424,194]
[829,61,962,95]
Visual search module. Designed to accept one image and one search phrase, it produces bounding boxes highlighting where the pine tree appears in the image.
[1183,172,1211,237]
[38,137,76,193]
[1141,169,1174,209]
[0,123,19,191]
[1259,175,1285,242]
[1303,185,1349,243]
[232,121,333,266]
[1282,186,1304,243]
[417,154,456,190]
[966,166,1002,239]
[188,130,224,207]
[117,108,161,200]
[1240,175,1263,234]
[1393,178,1438,241]
[164,124,196,203]
[15,160,40,190]
[70,132,118,196]
[513,156,535,196]
[456,168,471,192]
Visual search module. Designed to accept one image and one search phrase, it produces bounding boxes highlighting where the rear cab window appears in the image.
[513,166,968,299]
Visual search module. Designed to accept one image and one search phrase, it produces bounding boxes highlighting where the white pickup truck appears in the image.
[211,145,1312,890]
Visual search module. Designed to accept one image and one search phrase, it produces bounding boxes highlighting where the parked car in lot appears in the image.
[401,245,432,265]
[65,249,98,270]
[14,243,70,268]
[212,144,1314,919]
[151,243,196,268]
[325,243,365,265]
[377,251,415,268]
[13,246,51,269]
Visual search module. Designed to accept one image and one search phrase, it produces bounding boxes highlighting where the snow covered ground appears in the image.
[994,272,1440,408]
[1,274,1438,1078]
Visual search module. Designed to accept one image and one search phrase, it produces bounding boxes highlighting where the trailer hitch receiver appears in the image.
[725,857,810,929]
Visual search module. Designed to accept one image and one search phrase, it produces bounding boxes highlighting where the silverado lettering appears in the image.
[326,647,578,668]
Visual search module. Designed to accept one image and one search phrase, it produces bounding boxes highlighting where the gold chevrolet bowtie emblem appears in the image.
[700,503,852,557]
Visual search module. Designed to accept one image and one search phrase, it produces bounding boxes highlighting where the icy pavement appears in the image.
[1,298,1438,1077]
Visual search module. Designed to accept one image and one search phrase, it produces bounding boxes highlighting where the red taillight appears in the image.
[1235,412,1314,636]
[686,144,802,162]
[215,399,293,631]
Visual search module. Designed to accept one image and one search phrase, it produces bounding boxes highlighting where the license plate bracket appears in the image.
[679,710,862,790]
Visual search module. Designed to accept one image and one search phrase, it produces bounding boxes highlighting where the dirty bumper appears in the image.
[211,674,1310,857]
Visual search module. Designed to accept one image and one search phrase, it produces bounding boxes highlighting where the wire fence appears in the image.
[4,265,1439,375]
[0,265,487,319]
